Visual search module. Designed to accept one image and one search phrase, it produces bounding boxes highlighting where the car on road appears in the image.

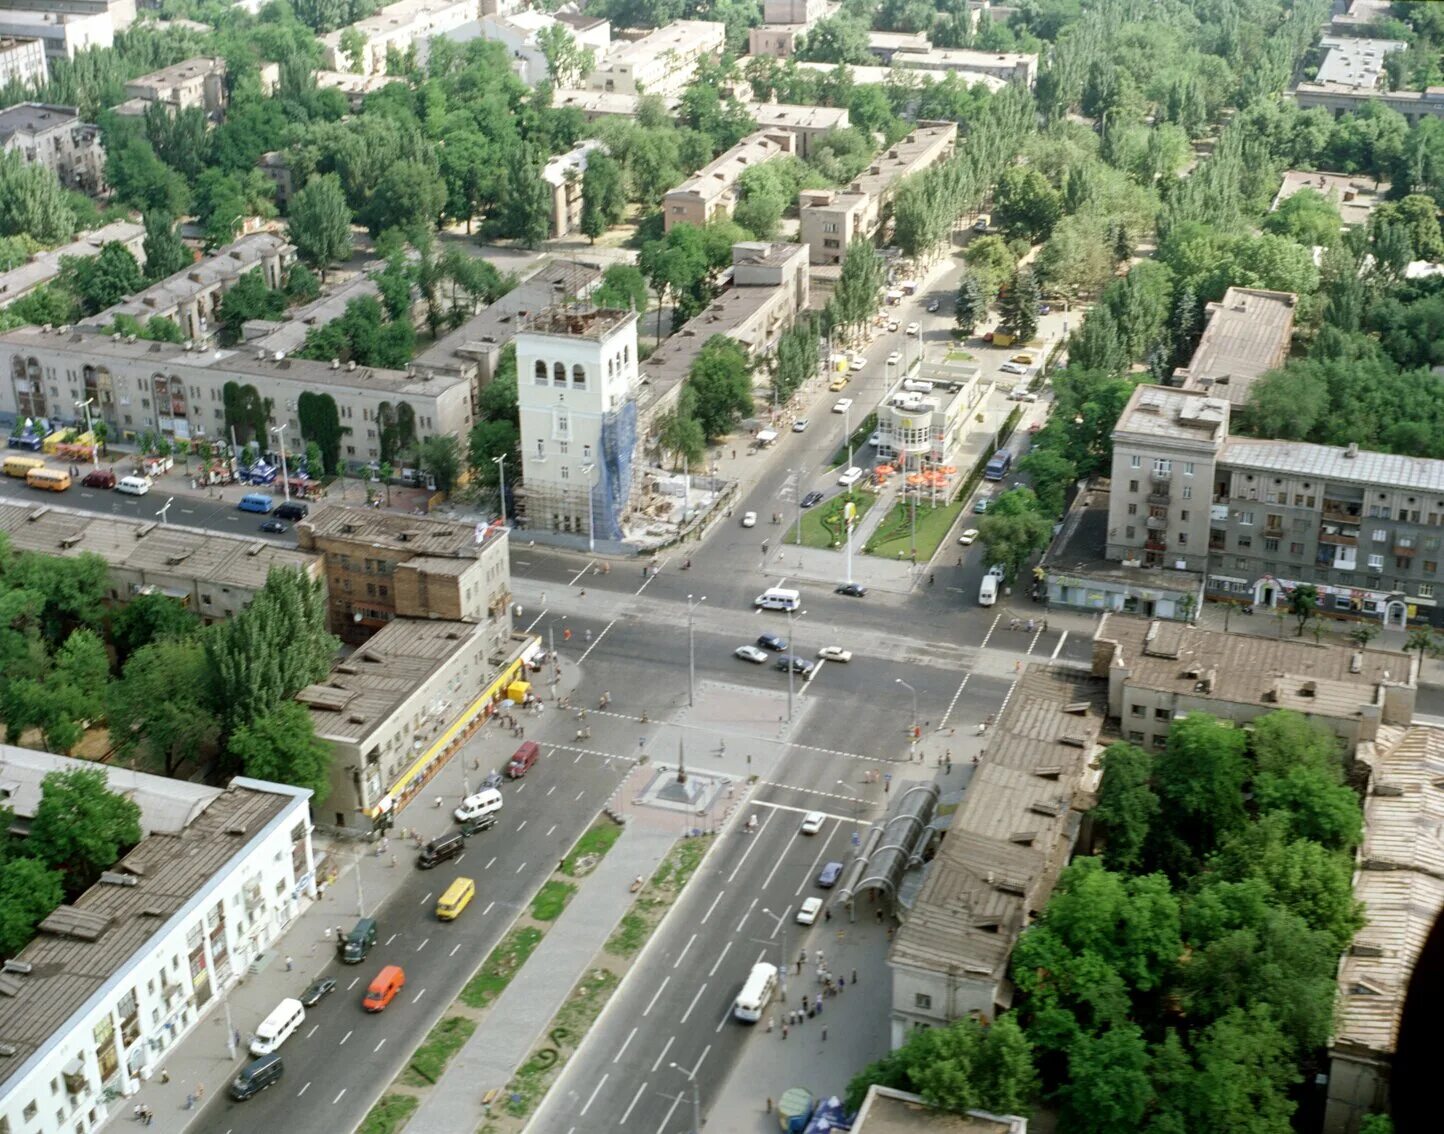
[1011,353,1035,364]
[80,469,116,489]
[757,632,788,651]
[800,811,826,835]
[259,519,288,533]
[1011,387,1038,402]
[905,322,920,336]
[796,897,824,925]
[792,418,809,432]
[818,646,853,662]
[974,495,991,513]
[838,466,862,487]
[887,319,899,331]
[886,349,901,366]
[801,490,824,508]
[973,217,989,232]
[460,812,497,837]
[1000,361,1030,375]
[817,861,844,888]
[958,528,979,545]
[868,432,881,447]
[299,977,336,1007]
[835,582,867,597]
[1038,303,1052,315]
[926,299,940,313]
[741,511,757,527]
[775,655,814,676]
[735,644,769,664]
[832,398,853,414]
[849,356,865,371]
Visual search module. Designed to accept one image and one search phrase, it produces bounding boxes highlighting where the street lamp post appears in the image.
[666,1061,703,1134]
[494,454,509,527]
[582,462,596,553]
[75,398,97,468]
[761,905,789,1002]
[896,677,918,749]
[687,594,706,707]
[270,423,291,503]
[793,468,803,549]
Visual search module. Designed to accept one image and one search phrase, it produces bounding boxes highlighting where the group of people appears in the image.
[132,1104,155,1125]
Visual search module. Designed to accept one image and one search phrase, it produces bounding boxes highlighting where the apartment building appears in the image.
[795,60,1010,95]
[663,129,795,231]
[479,8,609,87]
[799,121,958,264]
[542,139,605,239]
[890,47,1038,86]
[0,33,45,86]
[866,29,931,62]
[1,323,473,466]
[0,751,313,1134]
[117,56,228,116]
[1290,34,1444,123]
[0,101,105,193]
[0,219,145,309]
[321,0,479,76]
[0,8,111,60]
[583,19,724,98]
[744,102,849,158]
[1172,286,1296,405]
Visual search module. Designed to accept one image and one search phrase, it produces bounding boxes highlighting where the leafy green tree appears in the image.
[1249,710,1342,779]
[1151,714,1249,871]
[655,395,707,469]
[1056,1024,1155,1134]
[593,264,648,313]
[580,151,626,242]
[217,271,286,344]
[144,103,211,181]
[994,166,1063,244]
[297,391,343,475]
[108,638,219,777]
[1168,1006,1299,1133]
[536,23,595,87]
[4,549,108,647]
[686,336,752,440]
[142,211,190,280]
[1262,188,1344,248]
[1286,583,1320,636]
[467,419,518,486]
[954,272,986,336]
[109,592,198,664]
[105,133,191,217]
[1093,742,1160,873]
[795,14,872,65]
[0,150,76,244]
[832,238,886,337]
[418,434,462,493]
[977,493,1051,582]
[999,268,1040,342]
[1068,304,1127,373]
[57,242,144,315]
[26,767,142,893]
[228,702,332,803]
[0,857,65,958]
[497,144,553,249]
[288,173,354,280]
[364,159,444,237]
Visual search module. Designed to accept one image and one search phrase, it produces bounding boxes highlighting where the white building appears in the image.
[0,219,144,309]
[0,102,106,194]
[541,138,605,238]
[515,305,639,542]
[583,19,723,98]
[0,748,314,1134]
[479,8,609,87]
[0,33,46,86]
[0,8,111,60]
[321,0,480,76]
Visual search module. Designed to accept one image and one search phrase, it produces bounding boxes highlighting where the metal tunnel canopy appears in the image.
[836,782,940,908]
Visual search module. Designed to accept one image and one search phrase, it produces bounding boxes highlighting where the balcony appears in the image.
[1318,530,1358,547]
[1147,489,1170,505]
[1146,514,1168,531]
[1150,467,1172,483]
[1145,537,1167,553]
[1322,501,1362,525]
[1394,544,1416,558]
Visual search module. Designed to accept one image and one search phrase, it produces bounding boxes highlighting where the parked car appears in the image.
[757,633,788,651]
[832,398,853,414]
[792,418,809,433]
[817,861,844,888]
[1012,388,1038,402]
[299,978,336,1007]
[837,466,863,487]
[735,645,769,664]
[835,582,867,597]
[797,897,824,925]
[259,520,288,533]
[1038,303,1052,315]
[958,528,979,545]
[887,319,899,331]
[1000,361,1029,375]
[886,350,901,366]
[800,811,825,835]
[974,496,991,513]
[973,217,989,233]
[80,469,116,489]
[905,322,920,336]
[741,511,757,527]
[1011,353,1035,364]
[818,646,853,662]
[801,490,825,508]
[849,356,865,372]
[775,655,814,676]
[988,564,1007,580]
[867,432,882,447]
[926,299,940,313]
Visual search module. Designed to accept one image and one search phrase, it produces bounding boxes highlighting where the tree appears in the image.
[1249,710,1343,779]
[109,591,198,664]
[1262,188,1344,248]
[1170,1007,1299,1133]
[954,271,987,336]
[108,638,219,777]
[993,166,1063,243]
[418,434,462,493]
[1093,742,1160,873]
[833,238,886,337]
[977,496,1051,582]
[142,211,190,280]
[288,173,354,279]
[144,103,211,181]
[104,133,191,217]
[217,271,285,344]
[26,767,142,893]
[1405,624,1439,664]
[364,159,445,237]
[1152,714,1250,871]
[339,27,367,72]
[593,263,648,313]
[1056,1024,1155,1134]
[1254,764,1363,852]
[496,143,553,250]
[654,395,707,469]
[795,14,872,65]
[999,268,1040,342]
[686,336,752,440]
[0,150,75,244]
[536,23,595,87]
[228,702,332,803]
[1068,305,1128,374]
[58,242,144,315]
[1286,583,1320,636]
[467,419,518,486]
[579,151,626,242]
[0,857,64,958]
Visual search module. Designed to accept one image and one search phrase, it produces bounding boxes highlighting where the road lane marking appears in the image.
[346,978,361,990]
[679,983,707,1023]
[690,1044,711,1077]
[484,901,495,915]
[412,988,424,1003]
[547,785,557,796]
[385,933,398,945]
[651,1034,675,1071]
[643,976,670,1016]
[420,892,434,907]
[517,820,527,832]
[415,937,429,952]
[619,1081,648,1125]
[699,890,725,925]
[673,933,697,969]
[298,1082,310,1097]
[655,1092,683,1134]
[613,1026,638,1064]
[331,1089,346,1105]
[726,812,771,882]
[547,824,558,837]
[576,789,586,800]
[373,1038,386,1053]
[578,1073,608,1117]
[339,1030,352,1045]
[761,829,803,889]
[708,941,733,977]
[305,1025,319,1039]
[734,897,757,934]
[516,861,527,874]
[451,943,463,956]
[1051,630,1068,659]
[486,857,497,869]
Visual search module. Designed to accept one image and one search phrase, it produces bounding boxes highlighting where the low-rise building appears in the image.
[1271,170,1386,230]
[873,360,985,483]
[542,139,605,239]
[0,101,105,193]
[866,29,931,62]
[1172,286,1296,406]
[479,8,609,87]
[1329,0,1394,34]
[583,19,724,98]
[549,86,676,121]
[744,101,850,158]
[321,0,479,76]
[84,231,293,340]
[0,219,145,309]
[663,129,794,231]
[794,60,1010,95]
[888,666,1105,1039]
[118,56,228,116]
[1290,34,1444,123]
[0,32,46,86]
[0,749,314,1134]
[1092,613,1416,751]
[889,47,1037,86]
[0,7,111,60]
[852,1085,1028,1134]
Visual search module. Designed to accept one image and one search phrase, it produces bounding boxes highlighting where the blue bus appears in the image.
[984,450,1013,481]
[237,492,276,513]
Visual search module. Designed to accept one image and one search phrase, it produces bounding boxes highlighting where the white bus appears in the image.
[733,962,778,1023]
[754,587,801,612]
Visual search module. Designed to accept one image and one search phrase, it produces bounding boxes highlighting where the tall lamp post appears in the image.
[666,1061,703,1134]
[687,593,706,707]
[582,462,596,553]
[896,677,918,750]
[270,423,291,503]
[74,398,97,468]
[494,454,509,527]
[761,905,789,1002]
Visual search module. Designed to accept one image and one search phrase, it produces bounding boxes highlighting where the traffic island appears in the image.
[785,490,875,549]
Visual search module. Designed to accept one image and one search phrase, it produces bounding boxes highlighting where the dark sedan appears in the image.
[299,977,336,1007]
[835,582,867,597]
[774,655,815,676]
[259,519,288,534]
[801,491,825,508]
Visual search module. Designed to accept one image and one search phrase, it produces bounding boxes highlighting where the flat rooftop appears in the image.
[1221,436,1444,495]
[0,769,296,1095]
[1045,481,1200,592]
[519,304,635,342]
[0,220,143,307]
[1114,382,1229,443]
[542,139,603,188]
[745,100,851,130]
[851,122,957,200]
[126,55,221,87]
[1096,614,1414,718]
[1273,170,1387,230]
[605,18,722,63]
[1176,286,1295,404]
[550,88,677,118]
[667,130,792,202]
[0,500,316,590]
[325,0,473,41]
[793,61,1008,92]
[0,101,80,140]
[636,284,782,403]
[890,47,1035,72]
[1315,34,1405,89]
[853,1086,1027,1134]
[92,231,291,326]
[299,502,503,558]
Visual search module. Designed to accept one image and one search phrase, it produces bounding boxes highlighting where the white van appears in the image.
[754,587,801,612]
[116,475,151,496]
[453,787,503,823]
[837,466,863,487]
[733,961,778,1022]
[249,998,305,1056]
[979,575,999,606]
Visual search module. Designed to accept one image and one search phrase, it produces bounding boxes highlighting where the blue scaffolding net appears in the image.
[593,400,636,542]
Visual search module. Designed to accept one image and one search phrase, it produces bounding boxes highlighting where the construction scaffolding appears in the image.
[595,400,636,542]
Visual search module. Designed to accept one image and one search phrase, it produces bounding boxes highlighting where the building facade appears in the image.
[745,102,849,158]
[541,139,605,239]
[0,33,46,86]
[0,102,105,193]
[0,752,313,1134]
[120,56,228,115]
[321,0,479,76]
[479,8,609,87]
[582,19,724,98]
[663,129,794,231]
[0,9,111,60]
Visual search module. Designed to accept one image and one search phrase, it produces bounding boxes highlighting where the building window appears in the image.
[1239,511,1253,525]
[823,222,838,233]
[1426,560,1438,574]
[1155,708,1171,721]
[1396,557,1412,570]
[1180,510,1190,522]
[560,465,569,480]
[1420,582,1436,598]
[1264,538,1279,552]
[1237,535,1251,549]
[1130,704,1145,717]
[1127,503,1137,515]
[1178,533,1187,545]
[1373,528,1388,542]
[1152,458,1171,473]
[573,364,585,387]
[553,361,566,386]
[1129,480,1139,493]
[536,440,545,458]
[823,238,840,249]
[914,992,932,1010]
[1129,455,1141,469]
[1291,543,1304,555]
[1125,525,1136,539]
[534,359,547,385]
[1368,553,1384,569]
[1128,730,1144,743]
[1184,462,1194,476]
[1182,485,1192,499]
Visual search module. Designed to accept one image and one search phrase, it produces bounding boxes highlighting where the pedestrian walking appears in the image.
[875,908,883,923]
[232,1027,241,1049]
[824,906,831,922]
[838,975,845,992]
[767,1015,774,1033]
[822,1026,828,1042]
[185,1094,195,1111]
[851,968,858,985]
[159,1068,170,1084]
[816,998,823,1016]
[434,795,443,808]
[767,1097,773,1114]
[801,994,809,1012]
[390,854,397,868]
[782,1024,789,1040]
[285,955,294,971]
[195,1084,204,1101]
[815,949,824,967]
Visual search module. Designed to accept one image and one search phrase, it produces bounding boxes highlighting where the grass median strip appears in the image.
[357,1093,418,1134]
[529,880,576,922]
[460,925,545,1010]
[402,1016,477,1086]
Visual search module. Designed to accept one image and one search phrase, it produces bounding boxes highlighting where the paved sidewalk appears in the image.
[402,822,677,1133]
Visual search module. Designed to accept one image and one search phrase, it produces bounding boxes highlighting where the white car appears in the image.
[741,511,757,527]
[792,418,809,433]
[838,466,862,487]
[904,322,919,336]
[832,398,853,414]
[1013,389,1038,402]
[818,646,853,662]
[1000,361,1030,375]
[886,350,901,366]
[800,811,826,835]
[848,356,865,372]
[987,564,1007,580]
[887,319,899,331]
[958,528,979,546]
[796,897,824,925]
[454,788,503,823]
[867,432,881,447]
[735,645,769,663]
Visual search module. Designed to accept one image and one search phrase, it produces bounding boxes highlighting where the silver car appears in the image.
[735,645,769,664]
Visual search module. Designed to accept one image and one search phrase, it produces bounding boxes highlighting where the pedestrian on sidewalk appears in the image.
[195,1084,204,1102]
[767,1097,773,1114]
[852,968,858,985]
[822,1026,828,1042]
[838,975,845,993]
[159,1068,170,1084]
[767,1015,774,1033]
[782,1024,789,1040]
[185,1093,195,1111]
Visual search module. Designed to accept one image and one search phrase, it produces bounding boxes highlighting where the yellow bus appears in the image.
[435,876,475,921]
[3,455,45,478]
[26,467,72,492]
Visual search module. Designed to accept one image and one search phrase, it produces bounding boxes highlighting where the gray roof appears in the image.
[0,220,144,308]
[0,102,81,141]
[91,232,291,327]
[1221,437,1444,494]
[1177,286,1296,405]
[298,502,503,558]
[1115,384,1229,444]
[1043,481,1201,593]
[1316,34,1405,89]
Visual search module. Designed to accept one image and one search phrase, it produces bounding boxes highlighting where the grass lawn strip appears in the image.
[529,880,576,922]
[785,490,875,549]
[356,1093,418,1134]
[864,498,967,561]
[401,1016,478,1086]
[827,411,877,468]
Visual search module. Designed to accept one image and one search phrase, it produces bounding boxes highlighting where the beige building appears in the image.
[1173,286,1296,406]
[888,666,1105,1041]
[663,129,794,231]
[1271,170,1386,231]
[1092,614,1416,751]
[0,499,320,622]
[541,139,605,239]
[1290,34,1444,123]
[118,56,228,117]
[0,219,145,309]
[745,102,850,158]
[795,60,1010,95]
[583,19,724,98]
[0,101,105,193]
[0,33,45,86]
[549,87,678,121]
[321,0,480,76]
[889,46,1038,86]
[0,7,111,60]
[851,1086,1028,1134]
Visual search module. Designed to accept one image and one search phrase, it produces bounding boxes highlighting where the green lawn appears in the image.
[403,1016,477,1086]
[357,1094,418,1134]
[503,969,621,1118]
[785,490,875,549]
[864,498,968,561]
[460,926,545,1009]
[561,821,622,876]
[529,880,576,922]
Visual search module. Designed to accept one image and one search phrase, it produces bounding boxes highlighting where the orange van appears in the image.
[506,740,539,778]
[362,965,405,1013]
